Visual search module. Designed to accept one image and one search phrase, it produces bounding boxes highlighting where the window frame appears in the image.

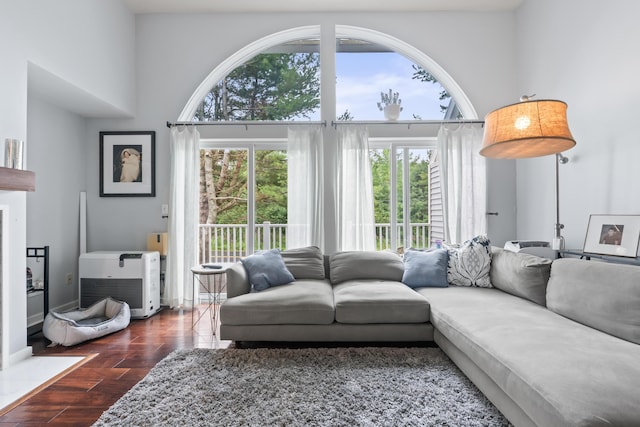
[369,137,437,251]
[186,24,479,254]
[180,24,478,124]
[200,138,288,255]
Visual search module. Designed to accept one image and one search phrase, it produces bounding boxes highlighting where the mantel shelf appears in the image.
[0,167,35,191]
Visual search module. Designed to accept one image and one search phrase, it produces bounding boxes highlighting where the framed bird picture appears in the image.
[99,131,155,197]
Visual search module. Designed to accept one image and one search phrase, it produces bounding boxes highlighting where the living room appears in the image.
[0,0,638,424]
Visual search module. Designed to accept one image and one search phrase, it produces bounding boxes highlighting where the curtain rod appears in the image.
[166,119,483,129]
[166,120,327,128]
[330,119,484,129]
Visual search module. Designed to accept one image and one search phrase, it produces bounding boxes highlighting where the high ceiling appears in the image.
[122,0,523,14]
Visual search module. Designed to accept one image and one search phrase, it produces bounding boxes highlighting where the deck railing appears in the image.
[198,222,430,264]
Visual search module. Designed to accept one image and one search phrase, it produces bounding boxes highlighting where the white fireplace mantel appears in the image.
[0,167,35,192]
[1,191,32,370]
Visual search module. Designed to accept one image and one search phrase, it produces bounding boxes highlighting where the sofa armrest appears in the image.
[226,263,251,298]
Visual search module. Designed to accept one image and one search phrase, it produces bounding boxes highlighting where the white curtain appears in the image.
[166,126,200,309]
[287,126,324,250]
[337,126,376,251]
[436,123,486,245]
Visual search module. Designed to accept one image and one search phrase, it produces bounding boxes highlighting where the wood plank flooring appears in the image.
[0,306,231,426]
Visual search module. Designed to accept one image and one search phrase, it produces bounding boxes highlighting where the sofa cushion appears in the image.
[401,249,448,288]
[547,258,640,345]
[445,235,492,287]
[490,247,552,306]
[240,249,295,291]
[220,279,335,325]
[329,251,404,285]
[281,246,325,280]
[418,286,640,426]
[333,280,430,324]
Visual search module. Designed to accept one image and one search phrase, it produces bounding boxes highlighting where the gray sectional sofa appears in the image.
[221,248,434,342]
[219,246,640,426]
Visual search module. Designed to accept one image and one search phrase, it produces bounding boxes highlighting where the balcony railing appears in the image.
[198,222,430,264]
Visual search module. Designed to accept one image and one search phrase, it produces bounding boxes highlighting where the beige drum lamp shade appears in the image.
[480,99,576,159]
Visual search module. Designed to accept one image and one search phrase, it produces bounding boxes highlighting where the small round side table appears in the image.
[190,263,235,335]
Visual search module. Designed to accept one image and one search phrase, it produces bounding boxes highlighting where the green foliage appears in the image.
[208,150,248,225]
[409,153,430,223]
[195,53,320,121]
[209,150,288,225]
[255,150,288,224]
[370,148,431,224]
[370,149,391,223]
[337,110,354,121]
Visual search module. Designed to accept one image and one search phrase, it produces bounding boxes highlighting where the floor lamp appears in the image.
[479,96,576,250]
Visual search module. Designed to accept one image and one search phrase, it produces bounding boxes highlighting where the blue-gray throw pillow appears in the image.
[402,249,449,288]
[240,249,295,292]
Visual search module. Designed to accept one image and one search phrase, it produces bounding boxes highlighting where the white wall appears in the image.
[0,0,135,366]
[516,0,640,249]
[26,97,87,311]
[86,11,519,253]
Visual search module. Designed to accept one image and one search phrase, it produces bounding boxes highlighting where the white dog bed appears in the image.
[43,297,131,346]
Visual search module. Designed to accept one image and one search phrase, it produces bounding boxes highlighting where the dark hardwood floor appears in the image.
[0,306,230,426]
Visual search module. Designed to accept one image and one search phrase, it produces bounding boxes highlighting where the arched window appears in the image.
[178,25,477,121]
[184,25,478,261]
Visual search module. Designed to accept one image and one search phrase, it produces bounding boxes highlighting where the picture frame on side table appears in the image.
[100,131,155,197]
[583,214,640,257]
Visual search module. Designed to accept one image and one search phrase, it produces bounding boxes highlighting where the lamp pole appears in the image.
[553,153,569,250]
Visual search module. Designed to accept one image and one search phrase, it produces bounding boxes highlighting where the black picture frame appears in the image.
[99,131,156,197]
[583,214,640,258]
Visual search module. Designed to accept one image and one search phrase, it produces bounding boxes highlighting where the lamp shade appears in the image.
[480,99,576,159]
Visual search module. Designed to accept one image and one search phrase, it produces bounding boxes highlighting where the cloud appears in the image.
[337,71,446,120]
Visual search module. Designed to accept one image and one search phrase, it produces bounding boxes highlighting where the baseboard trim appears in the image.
[52,300,80,313]
[6,346,33,368]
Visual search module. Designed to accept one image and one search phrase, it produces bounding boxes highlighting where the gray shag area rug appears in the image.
[93,347,510,427]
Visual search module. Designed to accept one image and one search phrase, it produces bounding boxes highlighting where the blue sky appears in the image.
[335,52,448,121]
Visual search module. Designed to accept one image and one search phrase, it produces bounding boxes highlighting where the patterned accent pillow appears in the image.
[446,235,492,287]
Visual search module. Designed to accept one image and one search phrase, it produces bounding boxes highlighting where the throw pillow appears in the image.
[490,247,552,306]
[446,235,492,287]
[401,249,449,288]
[281,246,325,280]
[240,249,295,292]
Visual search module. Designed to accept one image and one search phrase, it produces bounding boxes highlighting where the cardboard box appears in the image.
[147,232,168,256]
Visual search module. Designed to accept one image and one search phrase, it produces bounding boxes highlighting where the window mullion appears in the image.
[247,145,255,255]
[389,146,398,252]
[320,23,336,123]
[320,23,339,253]
[403,148,411,249]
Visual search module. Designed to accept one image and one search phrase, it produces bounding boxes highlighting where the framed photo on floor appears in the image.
[100,131,156,197]
[583,214,640,257]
